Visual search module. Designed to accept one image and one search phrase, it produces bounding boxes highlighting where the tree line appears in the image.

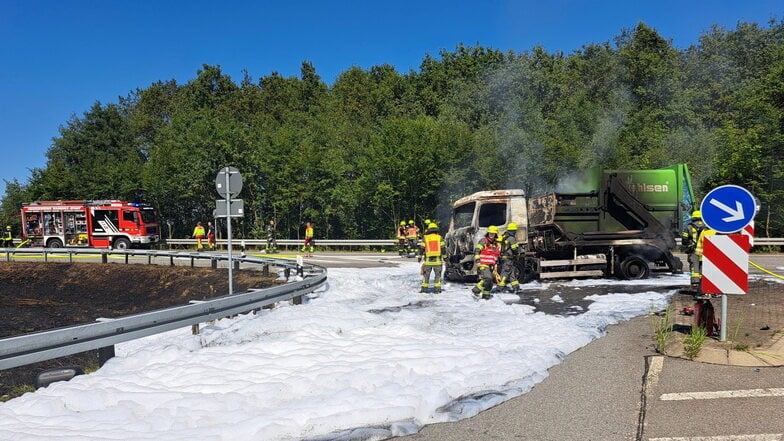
[1,20,782,240]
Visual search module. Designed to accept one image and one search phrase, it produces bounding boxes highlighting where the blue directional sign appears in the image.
[700,185,756,234]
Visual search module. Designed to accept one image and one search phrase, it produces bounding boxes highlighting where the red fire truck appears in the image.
[20,200,160,249]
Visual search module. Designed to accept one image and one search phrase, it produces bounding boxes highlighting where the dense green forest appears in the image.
[1,21,783,240]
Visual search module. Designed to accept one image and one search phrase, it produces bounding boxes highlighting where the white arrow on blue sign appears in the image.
[700,185,756,234]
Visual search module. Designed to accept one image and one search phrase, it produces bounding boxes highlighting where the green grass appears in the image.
[682,325,708,360]
[651,305,674,354]
[0,384,35,402]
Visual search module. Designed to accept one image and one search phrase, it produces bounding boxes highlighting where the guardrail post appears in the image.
[170,255,175,266]
[190,257,195,267]
[124,253,129,264]
[234,260,240,270]
[191,324,200,335]
[284,268,290,279]
[211,258,217,269]
[293,295,302,305]
[98,346,115,366]
[263,264,269,276]
[101,253,107,264]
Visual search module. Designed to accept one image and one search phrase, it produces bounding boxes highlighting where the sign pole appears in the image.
[720,294,728,342]
[225,167,233,296]
[700,185,757,342]
[215,166,243,296]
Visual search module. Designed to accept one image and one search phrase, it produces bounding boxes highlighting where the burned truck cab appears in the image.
[443,190,528,282]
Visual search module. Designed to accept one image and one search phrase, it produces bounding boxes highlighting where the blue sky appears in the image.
[1,0,782,195]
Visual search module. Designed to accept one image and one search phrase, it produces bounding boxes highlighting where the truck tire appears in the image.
[46,238,63,249]
[516,258,538,283]
[618,255,650,280]
[113,237,131,250]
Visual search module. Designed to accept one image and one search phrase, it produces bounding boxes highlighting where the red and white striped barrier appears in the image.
[739,220,754,247]
[701,234,750,295]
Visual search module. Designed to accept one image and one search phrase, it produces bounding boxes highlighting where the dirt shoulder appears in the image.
[668,279,784,357]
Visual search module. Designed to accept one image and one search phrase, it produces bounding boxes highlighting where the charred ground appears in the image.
[0,261,278,399]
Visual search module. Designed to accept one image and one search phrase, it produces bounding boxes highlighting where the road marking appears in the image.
[660,388,784,401]
[646,356,664,386]
[650,434,782,441]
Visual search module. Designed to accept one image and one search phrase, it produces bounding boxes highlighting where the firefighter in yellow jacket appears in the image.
[2,226,12,248]
[681,210,716,293]
[192,222,206,251]
[497,223,523,293]
[396,221,408,256]
[301,222,315,256]
[472,225,501,299]
[419,223,446,293]
[693,224,716,294]
[405,220,419,256]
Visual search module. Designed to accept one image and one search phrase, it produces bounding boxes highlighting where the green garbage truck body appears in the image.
[443,164,695,282]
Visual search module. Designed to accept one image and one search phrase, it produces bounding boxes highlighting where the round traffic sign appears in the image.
[699,185,756,234]
[215,166,243,197]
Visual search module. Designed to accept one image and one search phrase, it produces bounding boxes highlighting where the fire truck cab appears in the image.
[20,200,160,249]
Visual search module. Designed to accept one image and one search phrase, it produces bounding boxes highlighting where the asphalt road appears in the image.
[400,254,784,441]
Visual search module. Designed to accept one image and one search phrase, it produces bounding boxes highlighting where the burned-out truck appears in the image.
[443,164,695,282]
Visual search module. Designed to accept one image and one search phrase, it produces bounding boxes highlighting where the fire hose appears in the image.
[750,261,784,280]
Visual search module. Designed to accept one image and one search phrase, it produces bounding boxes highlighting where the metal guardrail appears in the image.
[5,238,782,250]
[675,237,784,247]
[163,238,397,249]
[163,237,783,248]
[0,249,327,370]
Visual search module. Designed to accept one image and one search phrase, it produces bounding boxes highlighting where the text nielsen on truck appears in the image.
[20,200,160,249]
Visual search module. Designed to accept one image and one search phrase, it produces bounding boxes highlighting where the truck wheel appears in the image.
[618,255,650,279]
[516,258,538,283]
[46,238,63,249]
[113,238,131,250]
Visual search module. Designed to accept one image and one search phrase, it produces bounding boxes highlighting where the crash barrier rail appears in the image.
[4,238,783,250]
[163,238,397,250]
[0,248,327,370]
[162,237,784,250]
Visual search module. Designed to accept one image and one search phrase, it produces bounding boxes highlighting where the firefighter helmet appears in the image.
[5,226,10,231]
[487,225,499,235]
[507,222,518,231]
[428,223,438,230]
[400,221,406,226]
[409,220,415,225]
[691,210,701,219]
